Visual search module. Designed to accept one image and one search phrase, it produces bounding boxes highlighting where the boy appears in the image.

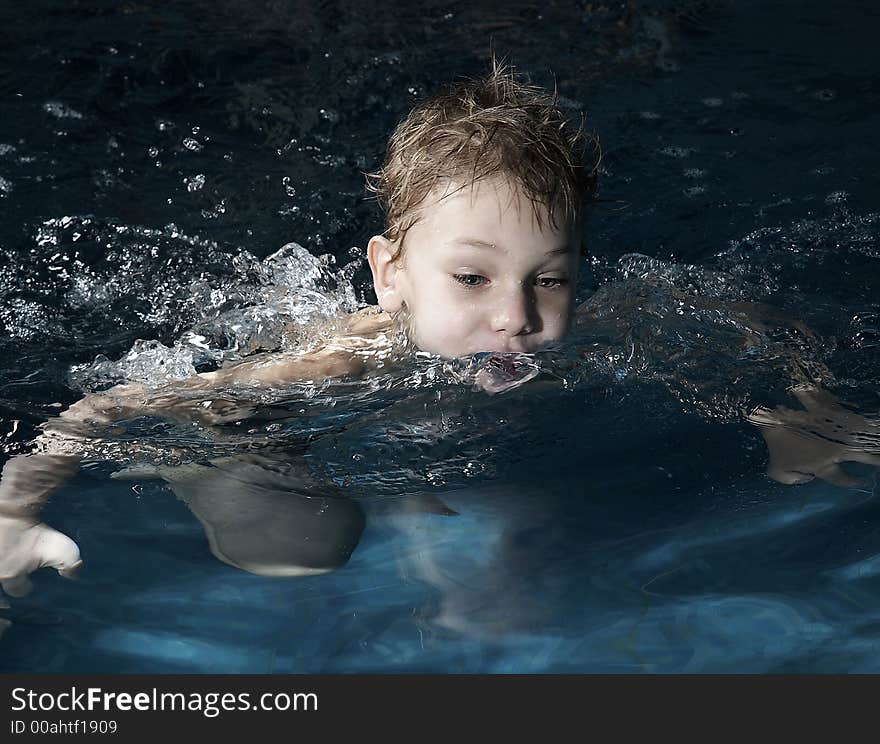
[0,63,877,593]
[0,61,595,590]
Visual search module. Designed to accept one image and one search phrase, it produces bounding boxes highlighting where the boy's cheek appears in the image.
[411,307,476,358]
[559,297,577,333]
[548,292,577,330]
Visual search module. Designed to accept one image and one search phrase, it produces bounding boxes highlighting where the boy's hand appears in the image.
[747,385,880,487]
[0,516,81,597]
[0,454,83,597]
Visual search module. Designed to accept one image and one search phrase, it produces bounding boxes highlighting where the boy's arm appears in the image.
[692,299,880,487]
[176,305,391,390]
[0,345,358,594]
[199,344,367,388]
[712,300,880,487]
[53,310,389,429]
[575,293,880,487]
[747,385,880,488]
[0,310,391,591]
[680,296,880,486]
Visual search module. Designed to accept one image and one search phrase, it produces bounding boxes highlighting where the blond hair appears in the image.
[366,61,599,258]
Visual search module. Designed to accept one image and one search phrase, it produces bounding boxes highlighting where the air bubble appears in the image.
[185,174,206,192]
[463,461,483,477]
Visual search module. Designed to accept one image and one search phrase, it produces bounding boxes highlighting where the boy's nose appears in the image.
[491,285,536,337]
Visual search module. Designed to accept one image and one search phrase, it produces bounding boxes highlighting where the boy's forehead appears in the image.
[423,177,572,233]
[409,184,580,260]
[435,176,525,209]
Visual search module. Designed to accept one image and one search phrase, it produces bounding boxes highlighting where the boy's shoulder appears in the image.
[337,305,393,338]
[192,306,393,389]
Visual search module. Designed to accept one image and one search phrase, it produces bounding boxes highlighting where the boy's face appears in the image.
[368,178,580,359]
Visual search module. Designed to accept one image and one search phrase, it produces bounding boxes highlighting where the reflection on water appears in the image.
[1,0,880,671]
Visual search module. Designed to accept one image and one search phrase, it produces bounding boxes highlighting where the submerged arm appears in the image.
[699,298,880,487]
[686,296,880,487]
[576,289,879,488]
[747,385,880,488]
[0,314,390,590]
[718,301,880,487]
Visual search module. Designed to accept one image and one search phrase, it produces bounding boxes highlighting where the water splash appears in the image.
[40,229,363,390]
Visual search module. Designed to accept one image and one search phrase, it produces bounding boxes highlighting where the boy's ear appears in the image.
[367,235,404,313]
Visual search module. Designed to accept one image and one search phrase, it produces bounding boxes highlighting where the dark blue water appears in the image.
[1,0,879,672]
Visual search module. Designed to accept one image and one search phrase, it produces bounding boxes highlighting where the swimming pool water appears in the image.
[1,0,879,672]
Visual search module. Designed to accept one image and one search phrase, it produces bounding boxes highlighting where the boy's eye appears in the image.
[453,273,487,287]
[536,276,567,289]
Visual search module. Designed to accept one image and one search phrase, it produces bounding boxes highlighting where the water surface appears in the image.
[1,0,879,672]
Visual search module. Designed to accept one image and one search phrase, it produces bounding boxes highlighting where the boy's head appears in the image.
[366,61,599,359]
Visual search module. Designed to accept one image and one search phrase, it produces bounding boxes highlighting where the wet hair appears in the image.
[366,59,600,259]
